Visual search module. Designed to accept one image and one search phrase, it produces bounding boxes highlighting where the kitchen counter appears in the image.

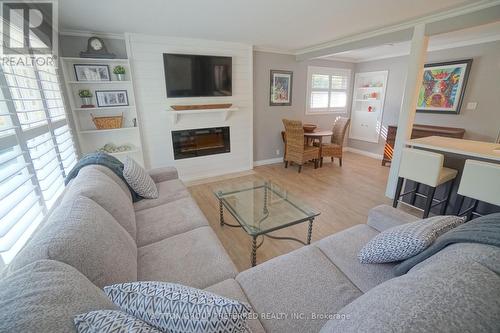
[407,136,500,162]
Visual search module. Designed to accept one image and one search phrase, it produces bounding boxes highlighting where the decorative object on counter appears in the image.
[303,123,317,133]
[80,37,116,59]
[91,113,123,130]
[170,103,232,111]
[96,90,129,107]
[78,89,94,108]
[97,143,133,154]
[132,118,137,127]
[270,70,293,106]
[74,64,110,81]
[113,65,126,81]
[417,59,472,114]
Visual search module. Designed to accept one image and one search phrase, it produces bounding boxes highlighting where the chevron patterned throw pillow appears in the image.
[74,310,161,333]
[104,282,252,333]
[123,157,158,199]
[358,215,467,264]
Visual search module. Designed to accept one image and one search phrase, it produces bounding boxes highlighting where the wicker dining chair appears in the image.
[282,119,320,173]
[318,117,350,167]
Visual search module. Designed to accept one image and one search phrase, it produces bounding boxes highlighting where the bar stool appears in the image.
[393,148,458,218]
[456,159,500,220]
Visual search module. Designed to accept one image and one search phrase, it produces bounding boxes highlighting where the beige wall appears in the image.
[349,40,500,155]
[253,51,355,162]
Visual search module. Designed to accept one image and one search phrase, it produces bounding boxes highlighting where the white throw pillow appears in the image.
[358,215,466,264]
[104,282,251,333]
[74,310,161,333]
[123,157,158,199]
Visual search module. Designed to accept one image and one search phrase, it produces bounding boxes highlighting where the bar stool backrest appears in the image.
[399,148,444,187]
[458,159,500,207]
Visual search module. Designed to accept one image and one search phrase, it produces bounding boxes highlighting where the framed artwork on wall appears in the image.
[416,59,472,114]
[96,90,129,107]
[74,64,111,81]
[270,70,293,106]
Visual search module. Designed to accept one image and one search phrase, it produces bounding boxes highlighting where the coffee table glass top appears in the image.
[214,180,320,236]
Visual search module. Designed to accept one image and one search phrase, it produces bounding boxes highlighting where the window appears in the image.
[0,62,77,265]
[306,66,351,114]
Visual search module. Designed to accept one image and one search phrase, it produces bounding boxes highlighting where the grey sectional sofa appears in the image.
[1,165,499,333]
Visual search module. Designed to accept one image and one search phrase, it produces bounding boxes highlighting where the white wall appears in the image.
[126,34,253,180]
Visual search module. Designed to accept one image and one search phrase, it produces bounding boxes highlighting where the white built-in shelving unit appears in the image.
[349,70,389,143]
[60,56,145,165]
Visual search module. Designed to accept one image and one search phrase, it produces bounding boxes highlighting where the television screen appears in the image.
[163,53,232,98]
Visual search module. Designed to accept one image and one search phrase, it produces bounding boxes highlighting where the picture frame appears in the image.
[74,64,111,81]
[416,59,472,114]
[95,90,129,107]
[270,70,293,106]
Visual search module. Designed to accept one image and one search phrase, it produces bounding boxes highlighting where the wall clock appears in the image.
[80,37,116,59]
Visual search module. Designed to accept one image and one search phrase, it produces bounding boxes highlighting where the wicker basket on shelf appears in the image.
[91,113,123,130]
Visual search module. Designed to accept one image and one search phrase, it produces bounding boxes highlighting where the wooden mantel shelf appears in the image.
[168,107,239,124]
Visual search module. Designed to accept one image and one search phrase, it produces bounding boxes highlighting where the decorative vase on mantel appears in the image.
[115,73,125,81]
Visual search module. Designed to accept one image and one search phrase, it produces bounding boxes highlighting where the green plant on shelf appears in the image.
[78,89,92,98]
[113,65,126,74]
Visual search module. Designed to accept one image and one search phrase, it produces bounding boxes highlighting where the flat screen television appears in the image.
[163,53,232,98]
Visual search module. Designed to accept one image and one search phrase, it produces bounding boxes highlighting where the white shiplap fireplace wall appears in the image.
[126,33,253,180]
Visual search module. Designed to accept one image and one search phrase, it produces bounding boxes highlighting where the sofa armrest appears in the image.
[367,205,419,232]
[147,166,178,183]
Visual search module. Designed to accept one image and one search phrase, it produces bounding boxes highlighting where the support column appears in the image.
[386,24,429,198]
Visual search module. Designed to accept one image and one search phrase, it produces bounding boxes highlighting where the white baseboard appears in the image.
[253,157,283,166]
[344,147,383,160]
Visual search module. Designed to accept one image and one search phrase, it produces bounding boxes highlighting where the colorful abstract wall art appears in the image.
[417,59,472,114]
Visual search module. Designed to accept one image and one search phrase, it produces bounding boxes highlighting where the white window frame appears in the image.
[305,66,352,115]
[0,61,77,265]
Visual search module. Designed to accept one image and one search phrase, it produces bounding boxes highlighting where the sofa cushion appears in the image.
[137,226,237,289]
[8,196,137,288]
[74,310,161,333]
[0,260,117,333]
[65,166,136,240]
[85,164,132,201]
[104,281,251,333]
[367,204,419,232]
[359,215,466,264]
[123,157,158,199]
[133,179,190,211]
[408,242,500,275]
[315,224,396,292]
[147,166,179,183]
[205,279,266,333]
[135,197,208,247]
[236,246,362,333]
[320,257,500,333]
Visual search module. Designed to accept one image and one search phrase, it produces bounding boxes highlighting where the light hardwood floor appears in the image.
[188,152,392,271]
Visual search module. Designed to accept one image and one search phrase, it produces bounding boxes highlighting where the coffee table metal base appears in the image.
[219,199,314,266]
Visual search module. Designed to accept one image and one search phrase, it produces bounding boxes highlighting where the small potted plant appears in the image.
[79,89,93,108]
[113,65,126,81]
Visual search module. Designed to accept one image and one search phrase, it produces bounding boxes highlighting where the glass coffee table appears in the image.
[214,180,320,266]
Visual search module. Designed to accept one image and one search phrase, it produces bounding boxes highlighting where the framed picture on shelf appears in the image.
[270,70,293,106]
[416,59,472,114]
[74,64,111,81]
[95,90,129,107]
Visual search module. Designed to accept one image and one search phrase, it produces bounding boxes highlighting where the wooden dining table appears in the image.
[304,129,333,145]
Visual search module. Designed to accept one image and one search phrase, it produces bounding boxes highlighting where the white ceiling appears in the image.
[323,21,500,62]
[59,0,481,52]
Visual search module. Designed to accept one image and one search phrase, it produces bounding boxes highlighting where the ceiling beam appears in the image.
[295,0,500,61]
